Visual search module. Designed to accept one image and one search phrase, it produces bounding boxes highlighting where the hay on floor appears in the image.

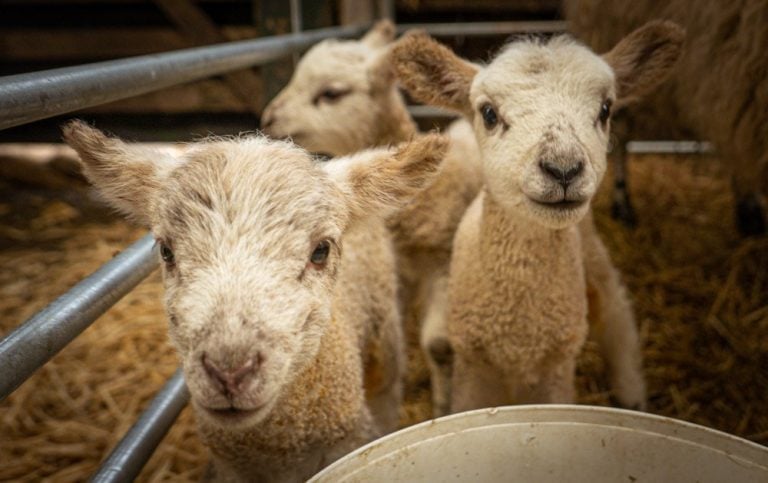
[0,148,766,481]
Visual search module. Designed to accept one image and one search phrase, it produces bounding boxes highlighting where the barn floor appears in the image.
[1,150,766,481]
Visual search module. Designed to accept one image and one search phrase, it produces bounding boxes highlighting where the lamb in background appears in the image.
[261,20,483,416]
[391,21,684,411]
[63,120,447,482]
[564,0,768,236]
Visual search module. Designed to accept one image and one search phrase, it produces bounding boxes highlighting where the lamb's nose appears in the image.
[202,353,261,396]
[261,100,285,131]
[539,159,584,186]
[260,111,275,130]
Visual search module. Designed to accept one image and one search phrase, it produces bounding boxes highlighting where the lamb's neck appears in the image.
[481,194,573,243]
[199,317,369,479]
[479,193,583,275]
[373,90,418,146]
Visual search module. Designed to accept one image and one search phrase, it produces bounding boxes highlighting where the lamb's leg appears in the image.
[732,166,767,236]
[364,303,404,434]
[580,217,646,410]
[419,270,453,417]
[450,354,507,413]
[610,115,637,227]
[366,368,402,434]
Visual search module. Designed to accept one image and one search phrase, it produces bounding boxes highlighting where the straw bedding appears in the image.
[1,149,766,481]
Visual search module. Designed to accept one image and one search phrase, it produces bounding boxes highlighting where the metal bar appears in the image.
[91,369,190,483]
[289,0,303,65]
[378,0,395,21]
[0,234,158,401]
[289,0,303,34]
[396,20,567,37]
[627,140,714,154]
[0,24,365,131]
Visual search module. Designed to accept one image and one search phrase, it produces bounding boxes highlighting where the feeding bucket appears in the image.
[310,405,768,482]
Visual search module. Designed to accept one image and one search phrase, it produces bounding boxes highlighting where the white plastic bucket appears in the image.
[310,405,768,482]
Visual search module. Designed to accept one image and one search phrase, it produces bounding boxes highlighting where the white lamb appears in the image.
[63,120,447,482]
[391,21,685,411]
[261,20,483,416]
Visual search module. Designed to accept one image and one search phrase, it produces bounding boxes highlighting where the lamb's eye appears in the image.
[480,103,498,130]
[598,99,612,125]
[314,87,350,105]
[310,240,330,267]
[159,242,175,265]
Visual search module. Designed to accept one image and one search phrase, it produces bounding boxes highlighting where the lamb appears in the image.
[261,20,483,416]
[62,120,447,482]
[390,21,685,411]
[564,0,768,236]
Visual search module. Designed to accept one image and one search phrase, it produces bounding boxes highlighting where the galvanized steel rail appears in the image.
[91,369,190,483]
[397,20,567,37]
[0,234,158,401]
[627,140,714,154]
[0,24,364,130]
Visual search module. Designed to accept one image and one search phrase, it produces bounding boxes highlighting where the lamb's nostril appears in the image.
[202,353,227,393]
[202,353,260,396]
[230,358,255,386]
[539,160,584,185]
[563,162,584,182]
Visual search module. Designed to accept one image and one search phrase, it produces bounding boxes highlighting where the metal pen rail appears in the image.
[397,20,567,37]
[0,234,158,401]
[91,369,190,483]
[0,24,365,131]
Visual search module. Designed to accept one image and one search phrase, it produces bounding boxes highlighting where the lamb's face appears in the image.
[469,39,614,228]
[151,141,347,426]
[63,120,448,430]
[390,21,684,229]
[261,22,396,156]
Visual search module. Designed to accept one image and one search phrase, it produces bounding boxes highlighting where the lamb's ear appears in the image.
[361,19,396,49]
[367,48,396,92]
[603,20,685,107]
[62,120,174,226]
[324,133,448,220]
[390,32,479,117]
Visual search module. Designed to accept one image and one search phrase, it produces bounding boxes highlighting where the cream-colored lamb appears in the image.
[262,20,482,416]
[63,120,447,482]
[391,21,685,411]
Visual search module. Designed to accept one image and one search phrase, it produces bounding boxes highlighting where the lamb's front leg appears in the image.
[363,299,404,435]
[580,218,646,410]
[419,270,454,417]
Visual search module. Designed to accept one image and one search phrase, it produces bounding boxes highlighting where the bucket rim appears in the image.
[311,404,768,481]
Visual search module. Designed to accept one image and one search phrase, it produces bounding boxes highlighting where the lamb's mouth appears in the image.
[203,406,259,422]
[285,131,306,142]
[529,197,587,211]
[201,402,267,422]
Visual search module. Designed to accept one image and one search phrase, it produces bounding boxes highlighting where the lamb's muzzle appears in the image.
[201,352,262,398]
[539,159,585,187]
